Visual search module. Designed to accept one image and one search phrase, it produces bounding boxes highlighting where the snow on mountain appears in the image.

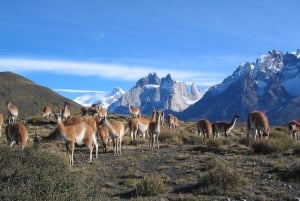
[74,87,125,108]
[280,50,300,96]
[209,50,288,96]
[108,73,203,115]
[180,49,300,125]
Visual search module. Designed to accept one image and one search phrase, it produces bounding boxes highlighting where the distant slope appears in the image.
[179,50,300,125]
[0,71,82,120]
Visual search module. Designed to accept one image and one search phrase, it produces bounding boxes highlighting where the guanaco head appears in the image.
[98,116,107,126]
[64,101,71,106]
[233,114,240,119]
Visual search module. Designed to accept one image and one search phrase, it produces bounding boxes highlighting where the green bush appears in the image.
[0,147,83,201]
[135,174,170,196]
[195,160,245,195]
[252,138,292,154]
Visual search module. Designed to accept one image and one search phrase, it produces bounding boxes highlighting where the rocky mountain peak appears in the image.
[180,49,300,125]
[255,50,284,77]
[135,72,160,87]
[108,73,202,115]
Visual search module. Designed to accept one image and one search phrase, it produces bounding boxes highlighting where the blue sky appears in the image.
[0,0,299,100]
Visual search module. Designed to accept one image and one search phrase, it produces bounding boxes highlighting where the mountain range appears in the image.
[73,49,300,125]
[107,72,202,116]
[1,49,299,125]
[180,49,300,125]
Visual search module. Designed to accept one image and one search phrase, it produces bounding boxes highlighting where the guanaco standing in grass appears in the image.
[99,116,128,156]
[5,122,28,149]
[42,105,52,121]
[197,119,213,140]
[55,114,98,165]
[7,101,18,124]
[148,111,162,151]
[247,111,270,145]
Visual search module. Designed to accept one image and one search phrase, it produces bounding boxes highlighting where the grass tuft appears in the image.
[135,174,170,196]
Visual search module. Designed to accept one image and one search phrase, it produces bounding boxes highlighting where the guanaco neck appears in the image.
[226,116,239,131]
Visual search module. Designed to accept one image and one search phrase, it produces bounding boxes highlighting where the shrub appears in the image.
[292,141,300,155]
[159,131,183,146]
[182,135,202,145]
[0,147,83,201]
[279,159,300,182]
[135,174,170,196]
[252,137,292,154]
[195,160,245,195]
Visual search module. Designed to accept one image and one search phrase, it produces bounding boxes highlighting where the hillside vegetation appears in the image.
[0,113,300,201]
[0,71,82,119]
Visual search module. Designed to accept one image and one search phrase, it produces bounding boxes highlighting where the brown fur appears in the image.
[7,101,18,124]
[97,108,107,118]
[5,122,28,149]
[42,105,52,120]
[197,119,212,139]
[148,112,162,151]
[167,114,179,129]
[61,101,71,120]
[55,115,98,165]
[247,111,270,145]
[127,103,141,118]
[212,114,239,139]
[99,116,128,156]
[288,120,300,140]
[81,105,101,116]
[128,117,151,141]
[94,116,110,153]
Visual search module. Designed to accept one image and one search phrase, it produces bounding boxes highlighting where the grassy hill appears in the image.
[0,71,82,120]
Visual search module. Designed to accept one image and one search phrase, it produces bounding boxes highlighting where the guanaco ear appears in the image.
[53,110,61,119]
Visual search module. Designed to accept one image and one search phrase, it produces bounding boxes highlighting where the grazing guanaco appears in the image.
[0,113,3,137]
[7,101,18,124]
[247,111,270,145]
[5,122,28,149]
[167,114,179,129]
[148,111,162,151]
[61,101,71,120]
[212,114,239,139]
[99,116,128,156]
[288,120,300,140]
[42,105,52,121]
[55,114,98,165]
[197,119,213,140]
[127,103,141,118]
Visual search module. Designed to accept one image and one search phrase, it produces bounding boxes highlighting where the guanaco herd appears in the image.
[1,100,300,165]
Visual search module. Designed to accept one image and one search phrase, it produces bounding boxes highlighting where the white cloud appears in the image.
[0,57,225,87]
[53,89,107,94]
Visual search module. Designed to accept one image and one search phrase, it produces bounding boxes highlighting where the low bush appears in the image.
[0,147,84,201]
[279,159,300,182]
[194,159,246,195]
[252,137,292,154]
[135,173,170,196]
[292,141,300,155]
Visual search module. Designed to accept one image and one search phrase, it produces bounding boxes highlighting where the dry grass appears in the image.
[0,115,300,200]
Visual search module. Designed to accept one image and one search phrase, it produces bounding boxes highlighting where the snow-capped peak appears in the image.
[74,87,125,108]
